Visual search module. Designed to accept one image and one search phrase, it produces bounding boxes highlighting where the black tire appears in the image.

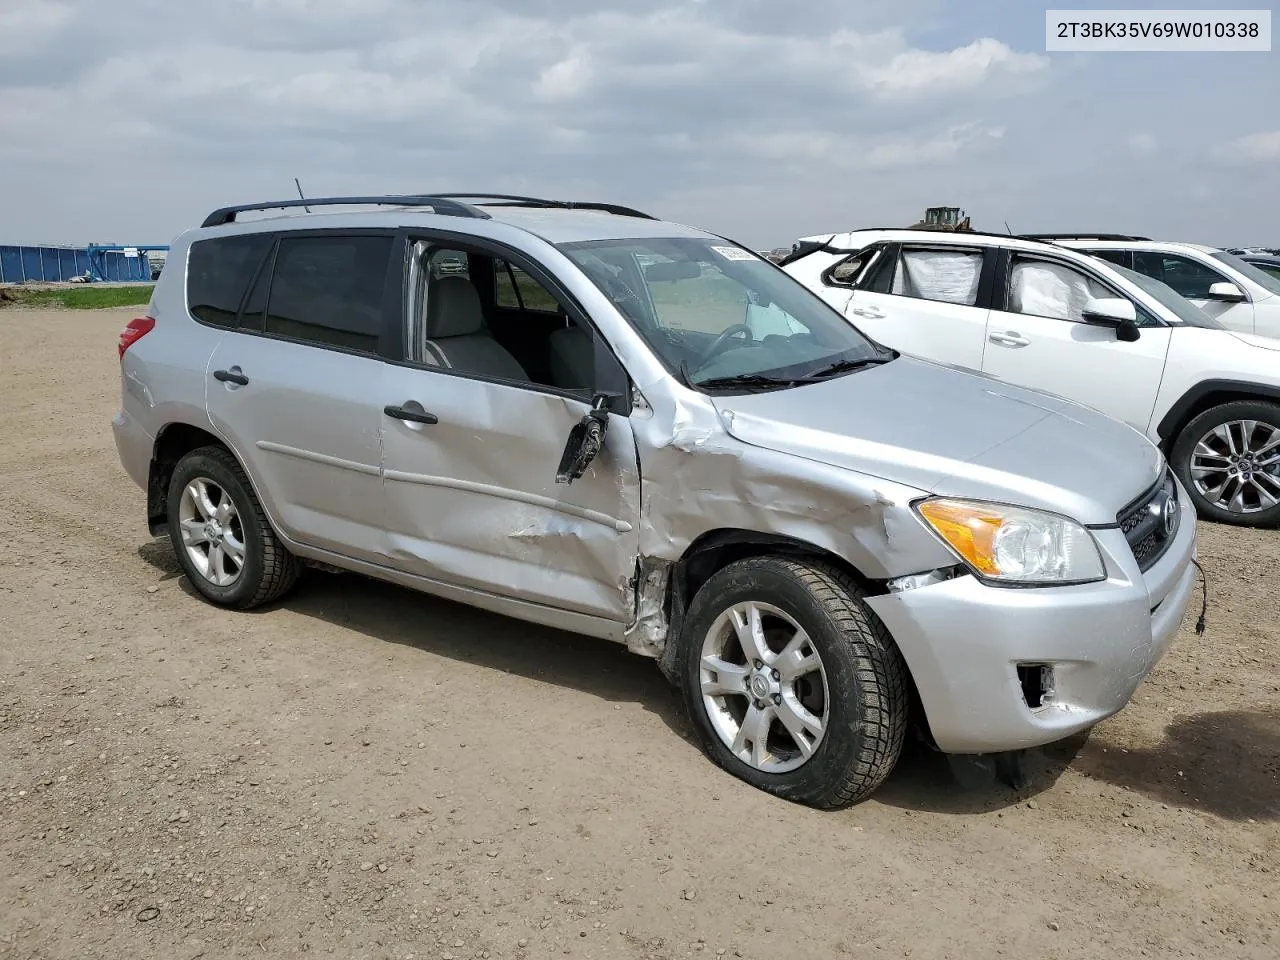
[679,556,908,809]
[166,445,299,609]
[1170,400,1280,528]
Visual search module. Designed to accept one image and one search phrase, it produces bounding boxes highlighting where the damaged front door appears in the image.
[378,235,642,625]
[379,373,641,622]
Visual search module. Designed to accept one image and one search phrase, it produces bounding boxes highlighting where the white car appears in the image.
[1030,235,1280,340]
[781,228,1280,528]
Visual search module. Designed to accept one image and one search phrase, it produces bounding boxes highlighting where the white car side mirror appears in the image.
[1206,281,1246,303]
[1082,297,1136,324]
[1081,297,1140,342]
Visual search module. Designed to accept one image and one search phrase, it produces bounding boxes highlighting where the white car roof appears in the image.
[794,229,1228,259]
[795,228,1088,257]
[1052,238,1223,254]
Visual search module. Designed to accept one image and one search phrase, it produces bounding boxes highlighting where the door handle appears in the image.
[988,331,1030,347]
[850,307,885,319]
[384,403,439,425]
[213,368,249,385]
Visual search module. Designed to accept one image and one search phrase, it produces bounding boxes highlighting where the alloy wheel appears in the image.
[1190,419,1280,514]
[177,477,246,586]
[699,601,829,774]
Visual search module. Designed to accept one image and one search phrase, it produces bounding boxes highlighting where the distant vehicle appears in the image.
[111,192,1194,808]
[1037,237,1280,340]
[784,227,1280,528]
[1237,253,1280,283]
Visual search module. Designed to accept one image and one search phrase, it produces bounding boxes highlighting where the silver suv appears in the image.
[113,193,1198,807]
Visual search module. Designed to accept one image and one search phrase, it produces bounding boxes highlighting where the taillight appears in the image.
[118,316,155,360]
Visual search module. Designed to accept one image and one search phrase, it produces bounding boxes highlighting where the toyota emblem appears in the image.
[1160,494,1176,537]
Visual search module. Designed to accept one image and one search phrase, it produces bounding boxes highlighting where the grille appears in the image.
[1117,470,1180,572]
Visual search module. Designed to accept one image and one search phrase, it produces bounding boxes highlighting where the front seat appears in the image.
[424,276,527,381]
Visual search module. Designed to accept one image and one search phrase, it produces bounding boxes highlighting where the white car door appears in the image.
[840,243,992,371]
[981,253,1171,433]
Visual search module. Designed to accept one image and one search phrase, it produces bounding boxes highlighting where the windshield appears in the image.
[558,237,888,391]
[1212,251,1280,296]
[1113,265,1223,328]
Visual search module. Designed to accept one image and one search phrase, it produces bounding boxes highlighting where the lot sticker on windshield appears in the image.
[710,245,756,261]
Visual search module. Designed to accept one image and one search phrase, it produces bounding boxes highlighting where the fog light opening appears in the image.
[1017,664,1056,709]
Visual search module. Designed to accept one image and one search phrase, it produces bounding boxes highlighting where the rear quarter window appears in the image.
[186,234,273,327]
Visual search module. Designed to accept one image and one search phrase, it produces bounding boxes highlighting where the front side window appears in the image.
[187,234,273,327]
[408,241,594,394]
[1009,256,1157,326]
[1113,265,1222,328]
[889,247,984,306]
[495,259,561,313]
[1211,251,1280,296]
[559,237,888,391]
[1132,252,1226,300]
[262,235,393,353]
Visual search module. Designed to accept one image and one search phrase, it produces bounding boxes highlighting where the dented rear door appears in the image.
[378,367,642,622]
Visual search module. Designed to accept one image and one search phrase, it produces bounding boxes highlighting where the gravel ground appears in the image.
[1,307,1276,960]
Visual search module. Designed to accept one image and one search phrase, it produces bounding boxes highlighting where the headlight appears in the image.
[914,498,1105,585]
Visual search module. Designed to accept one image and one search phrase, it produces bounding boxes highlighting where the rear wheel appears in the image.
[680,556,908,808]
[166,446,299,608]
[1171,400,1280,528]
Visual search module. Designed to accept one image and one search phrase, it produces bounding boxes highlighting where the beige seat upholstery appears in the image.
[424,276,526,380]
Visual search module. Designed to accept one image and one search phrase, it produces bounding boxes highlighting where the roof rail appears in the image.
[1022,233,1152,242]
[200,195,490,228]
[429,193,657,220]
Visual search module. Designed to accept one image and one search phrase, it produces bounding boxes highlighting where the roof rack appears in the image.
[429,193,657,220]
[201,195,490,228]
[1021,233,1152,242]
[201,193,658,229]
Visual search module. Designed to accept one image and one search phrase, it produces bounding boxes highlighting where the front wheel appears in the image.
[680,556,908,808]
[1171,400,1280,528]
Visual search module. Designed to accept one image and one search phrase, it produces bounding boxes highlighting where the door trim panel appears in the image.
[255,440,381,476]
[383,469,634,532]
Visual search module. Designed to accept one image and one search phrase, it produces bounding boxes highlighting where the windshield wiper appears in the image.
[694,373,806,392]
[802,353,896,379]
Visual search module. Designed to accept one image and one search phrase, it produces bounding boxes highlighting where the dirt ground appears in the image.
[1,307,1276,960]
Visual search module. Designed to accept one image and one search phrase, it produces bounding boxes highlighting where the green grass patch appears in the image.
[0,284,155,310]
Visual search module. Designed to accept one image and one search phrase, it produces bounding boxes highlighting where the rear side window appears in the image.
[1089,249,1133,269]
[889,247,983,306]
[187,234,272,327]
[262,235,393,354]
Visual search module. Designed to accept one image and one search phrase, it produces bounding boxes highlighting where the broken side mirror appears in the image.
[556,392,619,484]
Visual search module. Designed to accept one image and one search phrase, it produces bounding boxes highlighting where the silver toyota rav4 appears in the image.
[113,193,1198,808]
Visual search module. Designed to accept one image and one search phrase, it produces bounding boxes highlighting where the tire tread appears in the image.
[183,445,299,609]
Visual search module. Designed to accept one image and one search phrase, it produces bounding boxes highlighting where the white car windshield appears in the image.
[1114,265,1223,328]
[559,237,891,391]
[1211,251,1280,296]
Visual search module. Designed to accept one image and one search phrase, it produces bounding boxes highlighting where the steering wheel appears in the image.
[701,323,754,362]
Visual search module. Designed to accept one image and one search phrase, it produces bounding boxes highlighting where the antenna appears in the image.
[294,178,310,213]
[1004,220,1013,235]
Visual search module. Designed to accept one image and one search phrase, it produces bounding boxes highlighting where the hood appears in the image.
[713,357,1163,525]
[1228,331,1280,352]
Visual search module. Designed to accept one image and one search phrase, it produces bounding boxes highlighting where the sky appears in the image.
[0,0,1276,250]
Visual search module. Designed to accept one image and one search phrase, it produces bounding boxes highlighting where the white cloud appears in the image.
[1212,130,1280,165]
[535,51,594,101]
[865,123,1005,170]
[1127,133,1159,155]
[860,38,1048,97]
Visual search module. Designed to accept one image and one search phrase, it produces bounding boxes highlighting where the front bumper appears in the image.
[864,487,1197,754]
